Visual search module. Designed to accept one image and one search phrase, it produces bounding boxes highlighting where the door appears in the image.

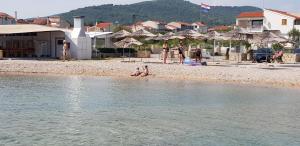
[55,38,64,58]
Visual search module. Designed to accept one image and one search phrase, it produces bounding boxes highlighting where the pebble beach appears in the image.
[0,59,300,88]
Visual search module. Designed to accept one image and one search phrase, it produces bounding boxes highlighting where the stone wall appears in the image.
[229,53,247,62]
[282,53,300,63]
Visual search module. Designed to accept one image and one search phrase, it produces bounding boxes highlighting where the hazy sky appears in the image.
[1,0,299,19]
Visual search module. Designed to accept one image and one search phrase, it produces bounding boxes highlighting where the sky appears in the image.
[0,0,299,19]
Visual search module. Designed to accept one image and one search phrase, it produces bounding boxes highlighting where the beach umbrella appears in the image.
[114,37,143,61]
[131,29,156,37]
[145,33,165,41]
[111,30,131,39]
[249,32,289,47]
[164,32,175,37]
[114,37,143,48]
[177,30,202,38]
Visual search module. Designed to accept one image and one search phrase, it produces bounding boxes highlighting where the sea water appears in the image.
[0,74,300,146]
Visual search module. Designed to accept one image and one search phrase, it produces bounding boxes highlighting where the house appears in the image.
[0,16,91,59]
[0,12,16,25]
[87,22,113,32]
[47,16,71,28]
[141,20,167,33]
[167,22,194,31]
[192,22,208,33]
[264,9,300,35]
[236,11,264,33]
[236,9,300,36]
[127,21,146,32]
[22,16,71,28]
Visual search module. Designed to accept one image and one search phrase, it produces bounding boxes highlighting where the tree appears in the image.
[272,43,284,51]
[288,28,300,48]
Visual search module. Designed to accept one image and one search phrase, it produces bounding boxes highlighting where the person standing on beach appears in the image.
[162,41,169,64]
[178,41,185,64]
[195,48,202,63]
[62,40,68,61]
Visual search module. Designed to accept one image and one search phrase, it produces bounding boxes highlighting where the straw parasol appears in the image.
[114,37,143,48]
[131,29,156,37]
[111,30,131,39]
[249,32,289,47]
[177,30,202,38]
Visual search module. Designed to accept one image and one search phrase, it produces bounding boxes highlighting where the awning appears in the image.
[0,24,67,34]
[86,32,113,38]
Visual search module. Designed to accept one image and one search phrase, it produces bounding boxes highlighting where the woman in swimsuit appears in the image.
[162,41,169,64]
[178,42,185,64]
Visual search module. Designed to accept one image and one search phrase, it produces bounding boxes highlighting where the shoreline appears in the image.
[0,60,300,89]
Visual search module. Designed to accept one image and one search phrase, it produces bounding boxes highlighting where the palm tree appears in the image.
[288,28,300,48]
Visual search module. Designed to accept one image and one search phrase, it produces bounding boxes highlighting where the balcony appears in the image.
[239,25,263,33]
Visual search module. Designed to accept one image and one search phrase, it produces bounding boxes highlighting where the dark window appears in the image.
[57,40,64,45]
[295,20,300,25]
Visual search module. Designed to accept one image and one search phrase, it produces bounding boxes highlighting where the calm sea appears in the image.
[0,74,300,146]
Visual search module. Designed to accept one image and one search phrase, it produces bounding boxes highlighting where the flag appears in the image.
[201,3,211,13]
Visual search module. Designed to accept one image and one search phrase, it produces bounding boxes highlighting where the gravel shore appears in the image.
[1,59,300,88]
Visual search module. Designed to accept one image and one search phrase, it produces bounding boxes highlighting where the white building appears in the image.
[0,16,92,60]
[236,9,300,36]
[191,22,208,33]
[141,20,166,32]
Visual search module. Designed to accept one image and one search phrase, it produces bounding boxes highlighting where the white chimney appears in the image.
[71,16,86,38]
[14,11,18,20]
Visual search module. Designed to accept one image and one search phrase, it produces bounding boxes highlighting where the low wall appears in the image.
[229,53,247,62]
[282,53,300,63]
[137,51,151,58]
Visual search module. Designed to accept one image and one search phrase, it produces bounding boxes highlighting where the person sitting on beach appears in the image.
[141,65,149,77]
[131,67,142,76]
[272,50,284,63]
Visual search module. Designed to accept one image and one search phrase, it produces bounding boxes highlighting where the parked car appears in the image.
[294,48,300,54]
[253,48,274,63]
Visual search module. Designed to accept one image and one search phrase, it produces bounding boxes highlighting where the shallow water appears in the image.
[0,74,300,146]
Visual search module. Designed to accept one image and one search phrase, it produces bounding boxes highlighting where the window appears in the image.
[295,20,300,25]
[282,19,287,25]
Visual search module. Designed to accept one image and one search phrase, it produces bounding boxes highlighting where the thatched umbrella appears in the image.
[131,29,156,37]
[249,32,289,47]
[145,33,165,41]
[114,37,143,61]
[177,30,203,38]
[111,30,131,39]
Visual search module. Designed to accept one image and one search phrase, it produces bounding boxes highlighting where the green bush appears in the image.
[272,43,284,51]
[97,48,116,53]
[115,48,137,53]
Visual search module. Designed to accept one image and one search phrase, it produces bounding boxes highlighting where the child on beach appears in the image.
[141,65,149,77]
[131,67,142,76]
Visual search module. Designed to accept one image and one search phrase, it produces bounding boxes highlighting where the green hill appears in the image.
[56,0,262,26]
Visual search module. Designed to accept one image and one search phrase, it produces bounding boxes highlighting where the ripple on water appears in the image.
[0,74,300,145]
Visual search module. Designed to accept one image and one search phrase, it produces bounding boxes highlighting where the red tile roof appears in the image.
[267,9,300,19]
[237,11,264,18]
[0,12,14,19]
[33,18,47,25]
[96,22,112,29]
